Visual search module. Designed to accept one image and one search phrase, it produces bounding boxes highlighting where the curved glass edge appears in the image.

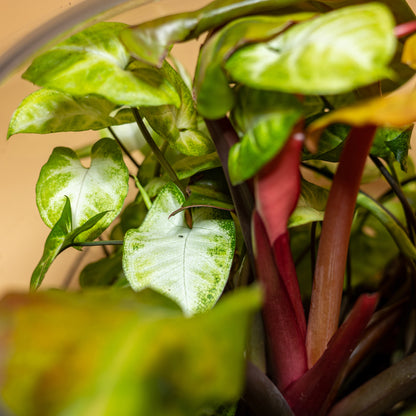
[0,0,156,83]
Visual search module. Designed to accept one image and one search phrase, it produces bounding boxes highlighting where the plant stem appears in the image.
[72,240,123,248]
[132,175,152,210]
[205,117,255,266]
[394,20,416,37]
[108,126,141,170]
[132,107,187,195]
[306,125,377,367]
[328,350,416,416]
[370,154,416,242]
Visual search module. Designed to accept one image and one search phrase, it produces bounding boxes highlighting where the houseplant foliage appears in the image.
[4,0,416,414]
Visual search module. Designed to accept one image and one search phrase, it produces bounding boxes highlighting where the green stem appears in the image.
[132,175,152,210]
[370,154,416,242]
[108,126,141,170]
[71,240,123,248]
[132,108,187,195]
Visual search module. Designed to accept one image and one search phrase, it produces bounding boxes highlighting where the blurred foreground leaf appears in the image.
[0,287,261,416]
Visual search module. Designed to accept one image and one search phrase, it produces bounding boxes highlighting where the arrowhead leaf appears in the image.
[225,3,396,95]
[22,22,180,107]
[123,182,236,315]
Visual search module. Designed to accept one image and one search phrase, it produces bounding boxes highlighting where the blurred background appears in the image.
[0,0,415,294]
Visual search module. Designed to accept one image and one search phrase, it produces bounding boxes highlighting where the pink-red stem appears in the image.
[306,125,377,367]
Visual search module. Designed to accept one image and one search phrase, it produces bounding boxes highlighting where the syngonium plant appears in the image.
[3,0,416,414]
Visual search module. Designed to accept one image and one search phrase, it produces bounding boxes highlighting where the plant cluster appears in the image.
[2,0,416,415]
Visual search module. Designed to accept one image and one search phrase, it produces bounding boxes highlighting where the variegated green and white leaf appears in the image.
[8,89,135,138]
[123,182,236,315]
[22,22,180,107]
[225,3,396,94]
[139,62,214,156]
[36,138,129,242]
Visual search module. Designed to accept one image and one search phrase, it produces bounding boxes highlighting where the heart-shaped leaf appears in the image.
[8,88,135,138]
[195,12,316,119]
[36,137,129,242]
[225,3,396,95]
[0,287,260,416]
[23,22,180,107]
[139,62,214,156]
[229,87,303,184]
[123,182,236,315]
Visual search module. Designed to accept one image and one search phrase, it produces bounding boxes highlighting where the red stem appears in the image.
[253,212,308,390]
[394,20,416,38]
[306,125,377,367]
[285,294,378,416]
[255,132,307,337]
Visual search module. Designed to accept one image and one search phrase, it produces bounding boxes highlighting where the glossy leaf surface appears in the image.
[36,138,129,242]
[120,0,302,67]
[0,287,260,416]
[229,88,303,184]
[123,183,236,315]
[139,62,214,156]
[225,4,396,95]
[195,13,315,119]
[23,23,180,107]
[8,89,134,138]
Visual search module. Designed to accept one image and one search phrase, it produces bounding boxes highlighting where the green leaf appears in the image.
[31,198,108,290]
[356,192,416,261]
[123,182,236,315]
[23,22,180,107]
[195,12,316,119]
[173,152,222,180]
[0,287,260,416]
[228,87,303,184]
[179,184,234,212]
[8,89,135,138]
[225,3,396,95]
[36,137,129,242]
[288,179,328,228]
[139,61,214,156]
[79,251,123,287]
[120,0,303,67]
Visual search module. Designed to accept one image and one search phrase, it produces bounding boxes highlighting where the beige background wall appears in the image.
[0,0,415,294]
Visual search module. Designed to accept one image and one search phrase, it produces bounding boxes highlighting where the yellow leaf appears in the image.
[306,90,416,150]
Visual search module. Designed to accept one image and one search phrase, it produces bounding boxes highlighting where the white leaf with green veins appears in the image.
[225,3,396,94]
[36,138,129,242]
[22,22,180,108]
[123,182,236,315]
